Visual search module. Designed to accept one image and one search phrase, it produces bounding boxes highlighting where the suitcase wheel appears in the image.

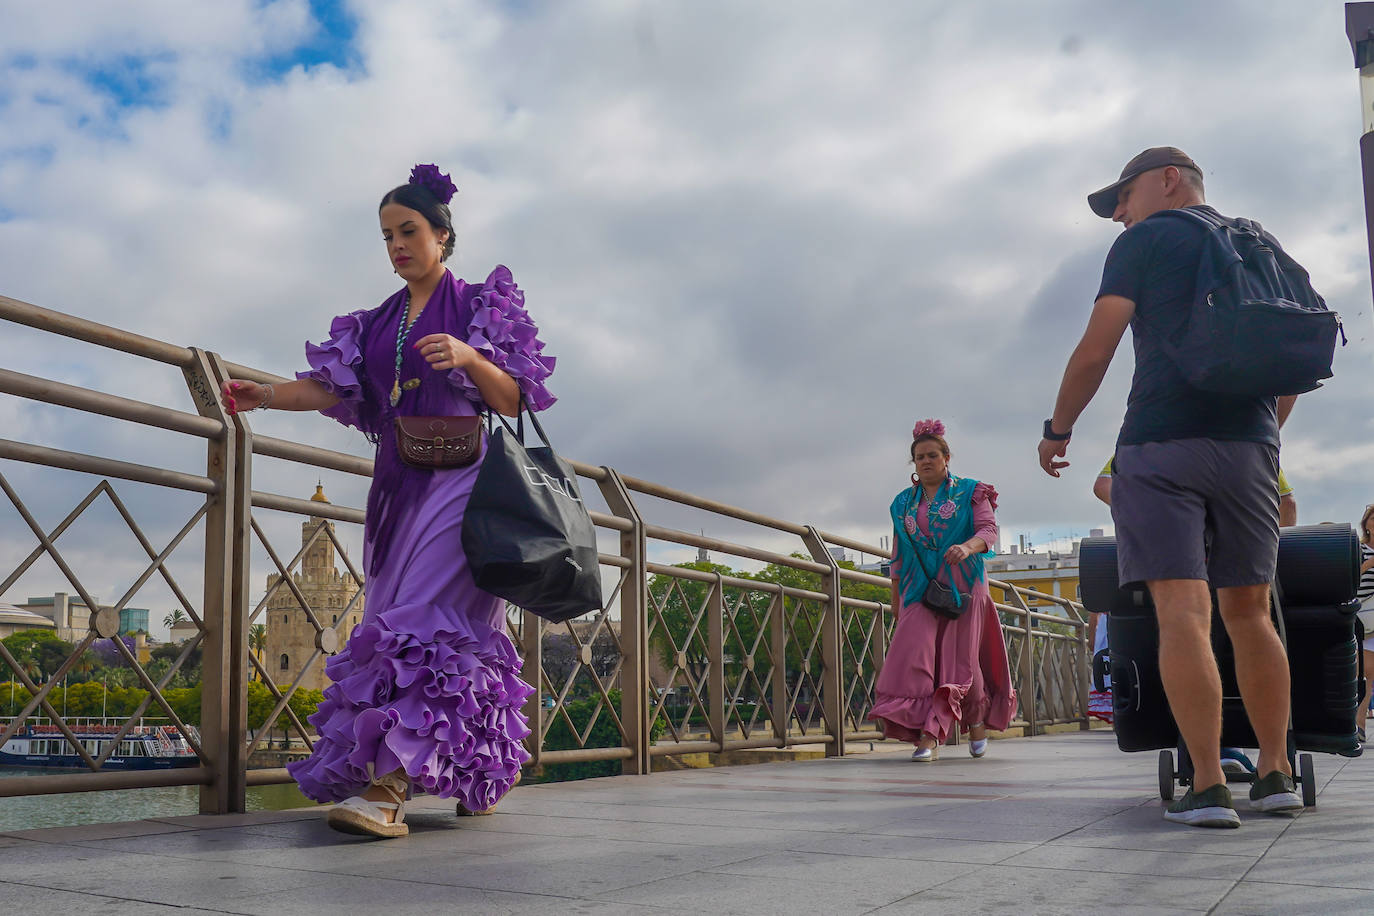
[1299,753,1316,808]
[1158,749,1176,801]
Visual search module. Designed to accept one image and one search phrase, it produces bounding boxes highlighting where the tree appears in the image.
[2,629,76,682]
[541,631,579,689]
[286,687,324,730]
[163,608,188,631]
[149,640,202,688]
[646,561,735,690]
[92,636,135,669]
[248,624,267,680]
[164,684,202,727]
[1,681,33,717]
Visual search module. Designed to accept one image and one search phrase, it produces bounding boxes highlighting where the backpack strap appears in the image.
[1152,205,1224,230]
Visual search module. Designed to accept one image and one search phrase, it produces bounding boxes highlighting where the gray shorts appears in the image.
[1111,438,1279,589]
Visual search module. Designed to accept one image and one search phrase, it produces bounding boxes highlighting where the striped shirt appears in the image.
[1360,543,1374,607]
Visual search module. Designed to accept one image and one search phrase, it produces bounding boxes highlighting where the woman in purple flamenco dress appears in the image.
[871,419,1017,762]
[219,165,553,837]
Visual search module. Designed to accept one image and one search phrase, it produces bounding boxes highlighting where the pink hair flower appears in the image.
[912,418,946,439]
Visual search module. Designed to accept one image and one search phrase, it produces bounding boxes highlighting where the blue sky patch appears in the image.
[66,53,175,110]
[251,0,362,80]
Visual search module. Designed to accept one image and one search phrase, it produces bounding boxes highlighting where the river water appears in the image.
[0,769,320,831]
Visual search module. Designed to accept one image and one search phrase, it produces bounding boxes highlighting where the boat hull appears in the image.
[0,751,197,770]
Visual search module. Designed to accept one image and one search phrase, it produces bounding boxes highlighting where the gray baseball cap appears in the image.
[1088,147,1201,218]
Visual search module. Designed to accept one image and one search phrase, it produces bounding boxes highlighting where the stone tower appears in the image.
[262,485,365,692]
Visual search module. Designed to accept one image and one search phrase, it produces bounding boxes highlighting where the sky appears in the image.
[1,0,1372,637]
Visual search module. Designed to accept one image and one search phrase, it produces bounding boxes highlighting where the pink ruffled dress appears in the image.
[871,482,1018,744]
[285,266,554,813]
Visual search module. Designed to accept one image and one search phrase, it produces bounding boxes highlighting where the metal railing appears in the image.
[0,292,1090,811]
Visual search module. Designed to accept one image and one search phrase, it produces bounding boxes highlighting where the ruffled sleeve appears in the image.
[971,481,999,550]
[448,265,557,411]
[297,309,377,434]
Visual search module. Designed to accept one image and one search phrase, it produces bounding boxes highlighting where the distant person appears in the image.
[1356,505,1374,743]
[1038,147,1317,827]
[873,420,1017,761]
[220,164,556,838]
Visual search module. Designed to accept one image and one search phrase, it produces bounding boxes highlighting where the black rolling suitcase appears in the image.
[1079,524,1364,807]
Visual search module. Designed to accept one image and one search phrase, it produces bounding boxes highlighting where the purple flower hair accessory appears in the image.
[912,418,946,440]
[409,163,458,204]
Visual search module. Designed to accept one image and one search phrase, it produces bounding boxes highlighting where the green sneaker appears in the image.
[1249,770,1303,814]
[1164,783,1241,828]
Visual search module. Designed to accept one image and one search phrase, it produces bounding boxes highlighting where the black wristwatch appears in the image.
[1042,419,1072,441]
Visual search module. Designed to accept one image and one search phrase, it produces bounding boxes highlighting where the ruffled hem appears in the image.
[298,309,371,431]
[287,601,534,811]
[873,677,1017,744]
[872,683,970,744]
[447,265,557,412]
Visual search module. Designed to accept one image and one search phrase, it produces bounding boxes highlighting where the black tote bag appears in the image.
[461,403,603,622]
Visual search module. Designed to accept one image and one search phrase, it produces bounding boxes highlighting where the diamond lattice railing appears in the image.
[783,595,827,736]
[721,587,780,740]
[243,512,365,758]
[645,571,715,743]
[0,472,209,768]
[838,597,883,733]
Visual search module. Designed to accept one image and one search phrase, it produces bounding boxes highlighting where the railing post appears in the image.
[801,527,844,757]
[1074,605,1091,730]
[520,608,544,768]
[1020,607,1037,737]
[770,588,788,746]
[597,468,650,775]
[708,573,725,751]
[184,350,247,813]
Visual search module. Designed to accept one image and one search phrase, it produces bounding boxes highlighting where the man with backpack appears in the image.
[1036,147,1334,828]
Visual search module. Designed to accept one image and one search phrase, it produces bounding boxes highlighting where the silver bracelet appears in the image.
[255,383,275,411]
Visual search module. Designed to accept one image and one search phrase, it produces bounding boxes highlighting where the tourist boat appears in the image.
[0,718,200,770]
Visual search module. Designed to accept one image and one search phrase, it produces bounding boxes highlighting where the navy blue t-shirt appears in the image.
[1096,205,1278,447]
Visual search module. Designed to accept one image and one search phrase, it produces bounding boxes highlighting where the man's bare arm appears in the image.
[1038,295,1135,476]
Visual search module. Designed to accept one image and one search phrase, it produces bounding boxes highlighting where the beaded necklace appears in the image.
[903,475,958,542]
[390,289,420,407]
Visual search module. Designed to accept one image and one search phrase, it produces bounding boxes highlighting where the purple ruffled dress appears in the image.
[285,266,556,813]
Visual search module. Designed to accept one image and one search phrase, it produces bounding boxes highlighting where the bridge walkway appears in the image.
[1,730,1370,914]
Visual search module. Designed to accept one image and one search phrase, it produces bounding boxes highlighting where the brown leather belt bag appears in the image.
[394,416,483,469]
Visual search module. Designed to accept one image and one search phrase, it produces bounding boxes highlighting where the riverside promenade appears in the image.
[1,730,1370,914]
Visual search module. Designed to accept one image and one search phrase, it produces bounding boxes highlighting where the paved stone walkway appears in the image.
[1,730,1371,914]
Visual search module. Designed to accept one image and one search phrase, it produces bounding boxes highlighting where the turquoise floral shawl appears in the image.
[889,475,991,608]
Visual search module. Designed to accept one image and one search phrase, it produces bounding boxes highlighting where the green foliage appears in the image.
[163,684,202,727]
[646,555,888,719]
[0,682,33,717]
[287,687,325,728]
[246,680,276,731]
[534,688,665,783]
[2,629,76,682]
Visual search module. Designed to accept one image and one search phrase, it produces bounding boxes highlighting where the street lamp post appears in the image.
[1346,3,1374,296]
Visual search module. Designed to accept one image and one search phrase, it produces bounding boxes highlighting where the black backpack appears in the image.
[1151,207,1344,397]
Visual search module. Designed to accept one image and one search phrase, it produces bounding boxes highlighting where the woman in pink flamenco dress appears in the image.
[219,165,553,837]
[871,419,1017,761]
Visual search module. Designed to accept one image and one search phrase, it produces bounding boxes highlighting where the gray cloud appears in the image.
[2,0,1372,628]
